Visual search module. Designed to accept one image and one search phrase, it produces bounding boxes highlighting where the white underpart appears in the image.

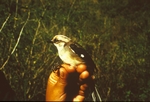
[59,49,81,66]
[54,42,81,66]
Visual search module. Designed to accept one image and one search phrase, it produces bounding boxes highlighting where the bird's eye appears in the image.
[53,38,59,43]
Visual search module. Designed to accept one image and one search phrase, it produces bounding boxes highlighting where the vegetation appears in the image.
[0,0,150,101]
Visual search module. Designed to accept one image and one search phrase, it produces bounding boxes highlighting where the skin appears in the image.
[46,64,94,101]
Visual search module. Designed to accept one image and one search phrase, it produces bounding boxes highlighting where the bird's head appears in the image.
[51,35,71,50]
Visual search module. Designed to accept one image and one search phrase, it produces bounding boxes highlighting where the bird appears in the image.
[50,34,102,101]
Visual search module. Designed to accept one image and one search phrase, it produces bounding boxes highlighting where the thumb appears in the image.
[46,67,70,101]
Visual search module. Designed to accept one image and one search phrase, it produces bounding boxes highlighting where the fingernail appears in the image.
[60,68,66,78]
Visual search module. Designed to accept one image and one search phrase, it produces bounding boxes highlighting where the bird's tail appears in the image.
[91,86,102,102]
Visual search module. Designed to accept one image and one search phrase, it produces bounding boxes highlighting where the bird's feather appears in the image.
[69,42,97,74]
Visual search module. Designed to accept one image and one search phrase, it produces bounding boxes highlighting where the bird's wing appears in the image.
[69,42,97,74]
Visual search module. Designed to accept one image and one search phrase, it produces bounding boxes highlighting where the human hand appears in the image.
[46,63,94,101]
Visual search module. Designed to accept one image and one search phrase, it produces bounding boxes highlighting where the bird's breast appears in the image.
[58,48,84,66]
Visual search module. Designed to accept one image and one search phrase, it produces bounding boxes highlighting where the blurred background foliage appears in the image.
[0,0,150,101]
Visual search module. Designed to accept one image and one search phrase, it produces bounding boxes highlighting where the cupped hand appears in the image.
[46,63,94,101]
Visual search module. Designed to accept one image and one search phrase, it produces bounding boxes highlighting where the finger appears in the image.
[73,95,85,101]
[79,70,89,81]
[76,64,87,73]
[56,67,68,84]
[48,70,59,84]
[46,66,70,101]
[79,70,95,96]
[73,84,88,101]
[61,63,76,73]
[80,84,88,91]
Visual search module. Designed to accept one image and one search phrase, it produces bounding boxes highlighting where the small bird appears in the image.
[50,34,102,101]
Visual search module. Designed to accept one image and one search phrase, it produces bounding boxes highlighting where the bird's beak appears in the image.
[50,40,53,43]
[47,39,53,43]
